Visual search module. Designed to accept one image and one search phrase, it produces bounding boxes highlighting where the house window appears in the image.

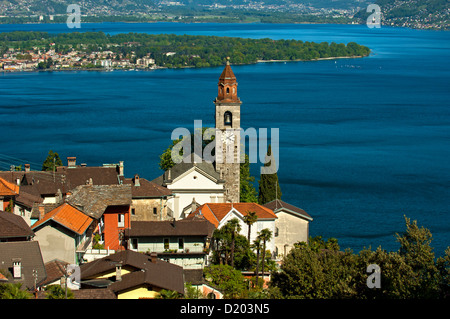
[131,208,136,216]
[131,238,138,250]
[118,214,125,227]
[178,238,184,250]
[164,238,170,250]
[153,207,157,215]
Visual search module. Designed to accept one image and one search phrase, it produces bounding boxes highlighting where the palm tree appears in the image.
[257,228,273,286]
[227,218,241,268]
[243,211,258,243]
[252,237,262,287]
[0,283,32,299]
[156,289,181,299]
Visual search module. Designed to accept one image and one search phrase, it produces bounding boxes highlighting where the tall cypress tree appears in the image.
[258,145,282,205]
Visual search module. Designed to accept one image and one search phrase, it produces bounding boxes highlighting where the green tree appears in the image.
[156,289,182,299]
[44,284,74,299]
[270,237,357,299]
[227,218,241,269]
[258,145,281,205]
[257,228,273,286]
[243,211,258,243]
[240,154,258,203]
[0,283,32,299]
[4,199,13,213]
[395,216,440,298]
[252,237,262,287]
[436,247,450,298]
[41,150,63,172]
[203,264,247,299]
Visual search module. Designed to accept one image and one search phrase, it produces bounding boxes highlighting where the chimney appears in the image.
[24,164,30,172]
[115,263,122,281]
[38,205,45,220]
[150,252,157,263]
[134,174,140,187]
[67,157,76,168]
[118,161,124,176]
[12,259,22,279]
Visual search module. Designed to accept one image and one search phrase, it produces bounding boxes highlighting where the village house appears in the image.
[31,203,94,264]
[123,174,174,221]
[186,202,278,253]
[67,184,132,253]
[125,218,215,270]
[0,210,35,242]
[0,214,47,290]
[0,177,19,212]
[263,199,313,258]
[79,250,184,299]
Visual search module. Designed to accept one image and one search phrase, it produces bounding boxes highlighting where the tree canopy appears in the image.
[270,216,450,299]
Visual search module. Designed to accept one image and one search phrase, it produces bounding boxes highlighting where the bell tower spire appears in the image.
[214,58,241,203]
[215,57,241,104]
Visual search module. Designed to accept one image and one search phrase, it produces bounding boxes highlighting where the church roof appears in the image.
[218,58,237,84]
[152,160,223,186]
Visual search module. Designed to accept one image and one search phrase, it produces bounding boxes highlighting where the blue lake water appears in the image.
[1,23,449,255]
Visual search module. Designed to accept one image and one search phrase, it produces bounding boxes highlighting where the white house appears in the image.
[186,202,278,253]
[263,199,313,258]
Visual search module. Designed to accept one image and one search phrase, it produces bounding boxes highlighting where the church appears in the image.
[153,58,242,220]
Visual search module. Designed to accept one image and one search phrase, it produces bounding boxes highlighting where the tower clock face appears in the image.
[221,131,235,144]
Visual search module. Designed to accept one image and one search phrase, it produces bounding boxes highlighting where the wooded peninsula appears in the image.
[0,31,371,71]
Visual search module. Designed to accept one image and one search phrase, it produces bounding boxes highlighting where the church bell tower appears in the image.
[214,58,241,203]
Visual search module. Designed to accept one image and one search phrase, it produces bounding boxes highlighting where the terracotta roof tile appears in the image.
[40,259,69,286]
[31,203,93,235]
[187,203,277,228]
[0,177,19,196]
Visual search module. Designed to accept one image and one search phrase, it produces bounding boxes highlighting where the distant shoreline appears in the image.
[256,55,364,63]
[1,56,367,74]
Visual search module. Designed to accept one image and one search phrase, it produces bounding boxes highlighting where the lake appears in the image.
[1,22,449,255]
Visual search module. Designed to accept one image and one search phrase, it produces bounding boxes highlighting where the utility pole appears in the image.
[32,269,38,299]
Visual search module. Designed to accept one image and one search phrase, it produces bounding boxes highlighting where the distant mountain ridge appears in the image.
[354,0,449,30]
[0,0,371,16]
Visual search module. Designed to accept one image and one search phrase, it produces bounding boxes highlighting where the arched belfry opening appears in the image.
[224,111,232,126]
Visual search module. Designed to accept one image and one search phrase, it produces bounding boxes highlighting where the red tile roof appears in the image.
[187,203,277,228]
[31,203,93,235]
[0,177,19,196]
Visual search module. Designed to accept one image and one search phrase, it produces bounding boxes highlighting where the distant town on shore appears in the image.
[0,31,370,72]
